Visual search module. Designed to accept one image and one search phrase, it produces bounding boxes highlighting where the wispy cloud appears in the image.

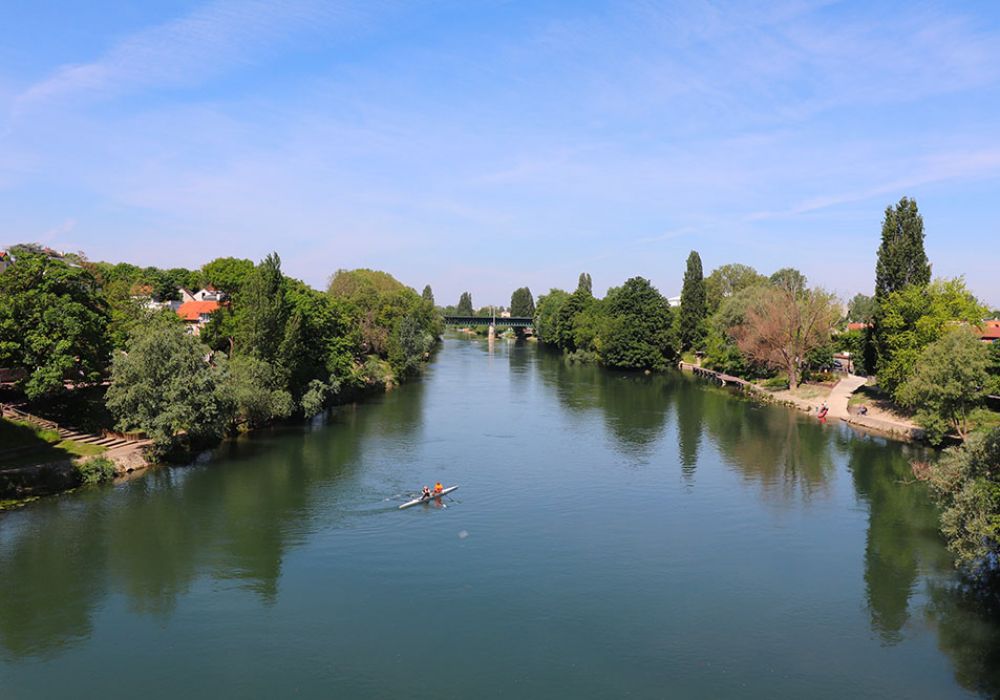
[13,0,369,111]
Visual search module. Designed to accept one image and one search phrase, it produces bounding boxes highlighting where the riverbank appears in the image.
[677,362,925,441]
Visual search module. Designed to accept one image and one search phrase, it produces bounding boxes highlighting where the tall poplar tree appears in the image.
[421,285,434,306]
[867,197,932,373]
[510,287,535,317]
[679,251,707,351]
[457,292,474,316]
[577,272,592,296]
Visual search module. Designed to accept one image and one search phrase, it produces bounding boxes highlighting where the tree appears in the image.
[457,292,474,316]
[534,289,570,345]
[577,272,593,296]
[868,197,932,371]
[201,257,254,295]
[554,288,593,351]
[422,285,435,306]
[916,427,1000,574]
[105,323,230,454]
[875,278,987,401]
[847,293,875,323]
[729,286,840,388]
[704,263,766,314]
[234,253,288,363]
[897,328,991,444]
[510,287,535,317]
[223,355,294,430]
[679,251,707,351]
[601,277,675,370]
[0,250,110,399]
[874,196,931,302]
[769,267,807,296]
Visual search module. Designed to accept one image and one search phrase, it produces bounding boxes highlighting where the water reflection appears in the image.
[0,382,427,659]
[535,349,672,458]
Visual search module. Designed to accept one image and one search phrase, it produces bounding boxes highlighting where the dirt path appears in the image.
[826,375,867,420]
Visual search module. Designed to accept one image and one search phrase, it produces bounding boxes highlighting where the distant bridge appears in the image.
[443,316,533,328]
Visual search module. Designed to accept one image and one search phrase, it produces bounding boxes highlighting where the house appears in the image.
[0,250,11,273]
[846,322,871,332]
[176,300,221,335]
[667,295,681,308]
[976,320,1000,343]
[180,286,226,303]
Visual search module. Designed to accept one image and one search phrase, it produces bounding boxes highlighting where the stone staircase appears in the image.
[2,402,146,454]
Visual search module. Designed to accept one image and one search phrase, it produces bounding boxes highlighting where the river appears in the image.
[1,337,998,698]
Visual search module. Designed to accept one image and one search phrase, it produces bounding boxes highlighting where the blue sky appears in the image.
[2,1,999,307]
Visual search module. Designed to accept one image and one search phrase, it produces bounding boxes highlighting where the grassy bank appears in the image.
[0,418,106,469]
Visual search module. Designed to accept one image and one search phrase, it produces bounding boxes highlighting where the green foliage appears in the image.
[234,253,287,362]
[534,289,570,345]
[847,293,875,323]
[768,267,807,296]
[577,272,592,295]
[555,288,593,351]
[77,457,116,485]
[897,328,991,444]
[761,376,789,390]
[868,196,933,373]
[876,278,987,401]
[704,263,766,314]
[0,250,111,399]
[105,323,229,455]
[510,287,535,317]
[874,196,931,303]
[679,250,707,351]
[421,285,434,305]
[327,268,440,379]
[201,257,254,295]
[836,329,868,374]
[457,292,474,316]
[601,277,675,370]
[989,341,1000,395]
[224,355,294,430]
[919,428,1000,574]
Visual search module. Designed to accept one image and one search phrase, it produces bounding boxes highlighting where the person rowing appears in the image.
[434,482,443,494]
[420,486,432,501]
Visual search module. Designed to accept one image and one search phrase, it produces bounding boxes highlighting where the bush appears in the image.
[761,376,789,390]
[77,457,117,485]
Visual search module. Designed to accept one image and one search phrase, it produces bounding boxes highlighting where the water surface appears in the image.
[2,338,998,697]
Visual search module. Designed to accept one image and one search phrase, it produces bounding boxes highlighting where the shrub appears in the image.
[77,457,117,485]
[761,376,789,390]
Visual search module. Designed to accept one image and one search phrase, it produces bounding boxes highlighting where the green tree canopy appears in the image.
[421,285,435,306]
[201,257,254,295]
[898,328,991,444]
[105,323,229,454]
[918,427,1000,573]
[768,267,807,296]
[876,278,987,400]
[510,287,535,318]
[704,263,766,314]
[601,277,675,370]
[847,293,875,323]
[534,289,570,345]
[679,250,707,351]
[457,291,474,316]
[0,250,110,399]
[577,272,593,296]
[874,196,931,302]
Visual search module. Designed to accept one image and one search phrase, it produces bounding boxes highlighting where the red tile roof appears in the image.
[846,322,870,331]
[977,320,1000,341]
[176,300,220,321]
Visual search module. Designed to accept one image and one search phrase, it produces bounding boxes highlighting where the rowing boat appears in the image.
[399,485,459,509]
